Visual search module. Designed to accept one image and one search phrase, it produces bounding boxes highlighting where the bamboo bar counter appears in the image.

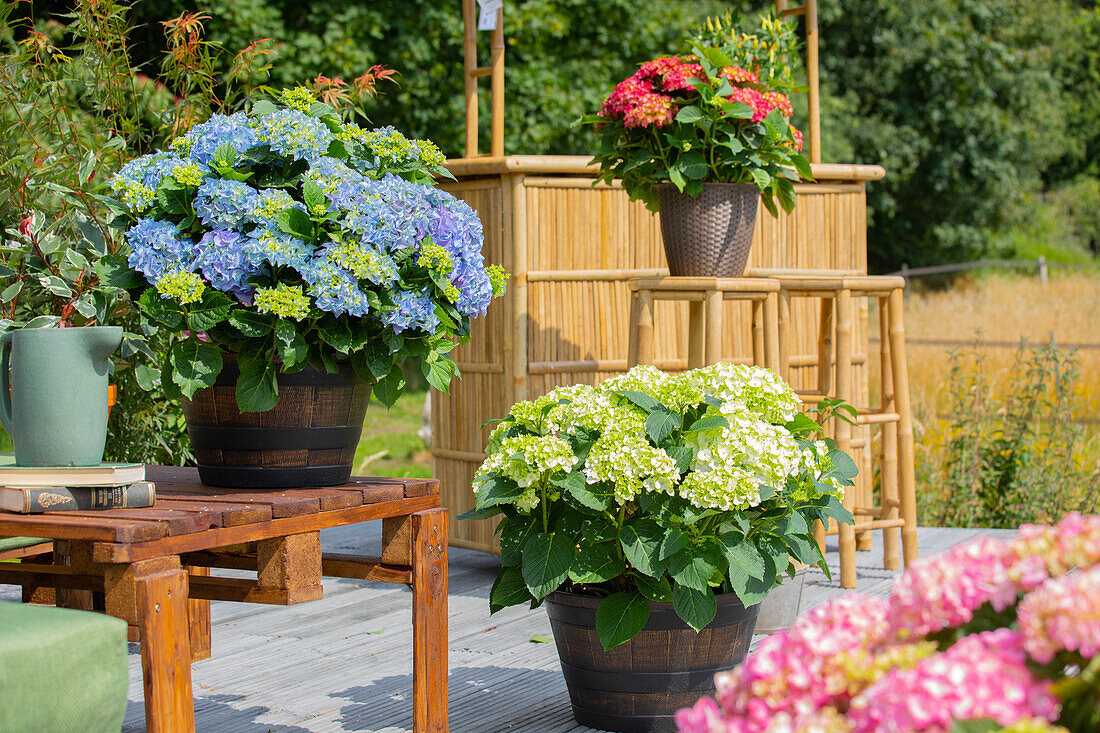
[434,156,886,553]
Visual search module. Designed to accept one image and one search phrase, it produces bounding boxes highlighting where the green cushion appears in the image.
[0,537,48,554]
[0,602,127,733]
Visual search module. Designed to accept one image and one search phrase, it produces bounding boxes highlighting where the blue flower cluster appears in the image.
[112,89,499,339]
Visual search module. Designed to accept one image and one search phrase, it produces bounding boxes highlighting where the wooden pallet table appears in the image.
[0,465,449,733]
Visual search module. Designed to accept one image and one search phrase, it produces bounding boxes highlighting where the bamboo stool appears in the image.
[626,277,782,371]
[751,269,917,589]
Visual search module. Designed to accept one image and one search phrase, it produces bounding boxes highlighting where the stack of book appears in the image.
[0,459,154,514]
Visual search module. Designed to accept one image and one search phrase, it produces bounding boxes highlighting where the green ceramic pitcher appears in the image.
[0,326,122,466]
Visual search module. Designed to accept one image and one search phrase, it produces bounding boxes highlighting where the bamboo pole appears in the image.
[764,292,781,373]
[806,0,822,164]
[490,9,505,157]
[879,296,901,570]
[705,290,723,366]
[889,287,919,566]
[510,174,528,404]
[462,0,478,158]
[835,288,856,588]
[688,300,705,369]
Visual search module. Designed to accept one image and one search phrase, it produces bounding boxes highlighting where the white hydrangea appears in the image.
[476,434,576,488]
[678,465,761,510]
[583,425,679,504]
[600,364,706,413]
[684,362,801,424]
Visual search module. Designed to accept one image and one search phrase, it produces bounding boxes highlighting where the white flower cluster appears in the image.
[476,364,827,514]
[584,424,679,504]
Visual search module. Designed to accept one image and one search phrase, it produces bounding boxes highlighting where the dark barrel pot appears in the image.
[181,355,370,488]
[656,182,759,278]
[545,591,759,733]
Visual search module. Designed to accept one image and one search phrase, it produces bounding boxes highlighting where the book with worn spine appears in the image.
[0,456,144,487]
[0,481,156,513]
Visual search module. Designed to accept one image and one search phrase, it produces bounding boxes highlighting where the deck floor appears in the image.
[2,525,1014,732]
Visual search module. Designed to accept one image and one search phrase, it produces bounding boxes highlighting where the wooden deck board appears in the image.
[0,524,1012,732]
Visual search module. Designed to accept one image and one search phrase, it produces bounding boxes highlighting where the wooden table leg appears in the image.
[835,289,857,589]
[186,565,212,662]
[105,557,195,733]
[411,508,449,733]
[704,289,722,366]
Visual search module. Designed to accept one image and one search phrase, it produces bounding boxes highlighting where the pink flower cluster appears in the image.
[598,55,796,130]
[675,512,1100,733]
[848,630,1060,732]
[1018,566,1100,664]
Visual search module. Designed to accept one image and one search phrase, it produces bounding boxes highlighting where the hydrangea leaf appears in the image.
[372,367,405,407]
[498,514,537,566]
[277,207,313,240]
[686,415,730,433]
[645,405,682,444]
[632,573,673,602]
[138,288,184,329]
[568,542,625,584]
[521,532,574,600]
[473,475,526,511]
[274,318,298,347]
[785,533,825,569]
[620,518,669,578]
[659,527,690,561]
[169,341,222,399]
[228,310,272,337]
[186,290,233,333]
[278,333,309,372]
[719,533,766,582]
[554,471,612,512]
[595,592,650,650]
[615,389,660,412]
[668,543,722,592]
[235,350,279,413]
[489,567,532,614]
[421,355,455,394]
[672,584,717,632]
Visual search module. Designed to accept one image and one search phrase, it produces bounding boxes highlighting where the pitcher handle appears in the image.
[0,330,13,436]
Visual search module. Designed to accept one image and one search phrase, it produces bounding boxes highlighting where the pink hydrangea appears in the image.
[848,629,1060,732]
[885,536,1019,640]
[711,595,889,732]
[763,91,793,117]
[599,76,656,119]
[726,87,771,122]
[1013,512,1100,585]
[720,66,759,85]
[622,93,676,129]
[1018,565,1100,664]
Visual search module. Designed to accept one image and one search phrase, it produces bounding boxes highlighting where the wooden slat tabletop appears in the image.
[0,466,440,545]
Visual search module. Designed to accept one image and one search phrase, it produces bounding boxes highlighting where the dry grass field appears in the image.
[902,272,1100,421]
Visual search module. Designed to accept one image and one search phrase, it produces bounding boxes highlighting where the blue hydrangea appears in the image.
[110,153,186,211]
[382,288,440,334]
[253,109,333,162]
[195,230,262,298]
[249,190,302,227]
[195,179,260,229]
[179,113,259,167]
[308,157,367,196]
[125,218,197,282]
[301,260,371,317]
[245,227,314,270]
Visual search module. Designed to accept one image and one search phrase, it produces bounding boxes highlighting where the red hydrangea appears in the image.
[720,65,760,85]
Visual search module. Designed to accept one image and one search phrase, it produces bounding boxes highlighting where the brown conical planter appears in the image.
[181,355,370,488]
[656,182,760,277]
[545,591,760,733]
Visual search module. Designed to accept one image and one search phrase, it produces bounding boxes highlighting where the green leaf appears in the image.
[664,445,693,474]
[372,367,406,407]
[422,356,455,394]
[568,542,625,584]
[318,319,352,353]
[668,544,722,592]
[949,721,1001,733]
[71,292,97,319]
[750,168,772,190]
[213,142,238,167]
[785,533,825,567]
[235,350,279,412]
[186,291,233,332]
[169,341,223,398]
[668,164,686,191]
[521,532,574,600]
[38,275,72,298]
[595,592,650,650]
[615,390,660,412]
[680,152,708,181]
[672,584,717,632]
[133,364,158,391]
[0,280,22,303]
[228,310,273,337]
[719,533,766,581]
[645,406,682,444]
[362,341,393,380]
[473,474,526,511]
[274,318,298,347]
[490,567,533,613]
[620,518,668,578]
[302,180,327,212]
[580,518,618,544]
[829,450,859,482]
[278,333,309,370]
[674,106,705,124]
[686,415,729,433]
[250,100,279,117]
[529,634,553,644]
[785,413,822,437]
[659,527,690,561]
[818,494,855,526]
[556,471,612,512]
[277,207,314,240]
[499,514,536,566]
[138,288,185,329]
[633,573,672,602]
[785,511,809,536]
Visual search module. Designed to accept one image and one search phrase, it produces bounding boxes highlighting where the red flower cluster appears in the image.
[599,55,796,130]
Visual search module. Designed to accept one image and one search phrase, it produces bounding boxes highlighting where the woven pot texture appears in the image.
[656,182,760,277]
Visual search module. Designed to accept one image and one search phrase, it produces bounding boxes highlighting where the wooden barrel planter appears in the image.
[545,591,760,733]
[181,355,371,489]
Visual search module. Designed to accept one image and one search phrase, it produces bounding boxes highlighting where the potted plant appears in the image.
[0,208,132,466]
[583,14,811,278]
[461,363,856,733]
[104,86,507,488]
